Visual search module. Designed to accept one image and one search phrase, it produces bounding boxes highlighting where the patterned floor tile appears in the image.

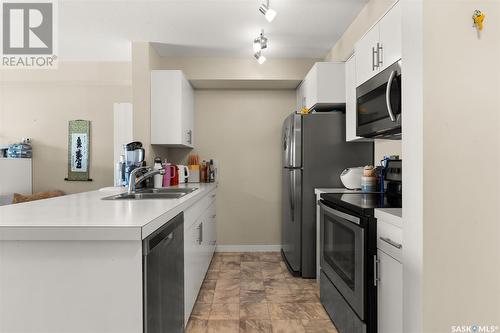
[188,253,335,333]
[239,319,273,333]
[207,319,240,333]
[240,302,270,319]
[271,320,306,333]
[209,303,240,320]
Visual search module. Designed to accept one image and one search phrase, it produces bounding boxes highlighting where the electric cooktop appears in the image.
[320,192,402,217]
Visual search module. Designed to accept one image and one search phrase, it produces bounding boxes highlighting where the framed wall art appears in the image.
[65,120,92,181]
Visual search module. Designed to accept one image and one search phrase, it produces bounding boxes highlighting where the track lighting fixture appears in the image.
[259,0,277,22]
[254,51,266,64]
[253,30,268,53]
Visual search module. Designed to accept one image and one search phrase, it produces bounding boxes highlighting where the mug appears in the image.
[162,164,176,187]
[177,165,190,184]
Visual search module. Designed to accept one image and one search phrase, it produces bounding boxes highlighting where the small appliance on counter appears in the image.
[123,141,145,186]
[340,167,364,190]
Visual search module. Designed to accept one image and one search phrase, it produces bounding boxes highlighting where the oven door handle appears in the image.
[385,70,397,122]
[319,201,361,225]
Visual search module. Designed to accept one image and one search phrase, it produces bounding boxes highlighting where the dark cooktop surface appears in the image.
[320,192,402,216]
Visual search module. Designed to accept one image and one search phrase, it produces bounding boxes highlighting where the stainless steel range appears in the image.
[318,162,402,333]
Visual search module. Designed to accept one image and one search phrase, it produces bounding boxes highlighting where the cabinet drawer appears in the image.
[377,219,402,261]
[184,189,216,230]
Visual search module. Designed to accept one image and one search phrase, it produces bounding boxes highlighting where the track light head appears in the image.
[253,30,268,52]
[259,1,277,22]
[254,51,266,64]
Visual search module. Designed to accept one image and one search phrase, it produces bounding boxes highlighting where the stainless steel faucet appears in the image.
[128,166,165,194]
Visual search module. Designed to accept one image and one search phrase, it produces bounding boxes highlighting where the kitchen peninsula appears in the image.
[0,183,217,333]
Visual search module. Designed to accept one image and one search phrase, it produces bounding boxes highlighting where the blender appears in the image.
[123,141,145,186]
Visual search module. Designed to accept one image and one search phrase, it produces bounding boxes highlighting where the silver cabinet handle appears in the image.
[372,47,377,71]
[373,254,379,286]
[197,223,203,244]
[187,129,193,144]
[380,236,402,249]
[385,70,397,122]
[377,42,383,67]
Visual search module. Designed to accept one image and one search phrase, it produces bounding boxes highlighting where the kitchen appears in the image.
[0,1,499,333]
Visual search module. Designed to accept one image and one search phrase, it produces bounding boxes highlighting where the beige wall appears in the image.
[325,0,401,163]
[0,62,132,194]
[193,90,294,245]
[422,1,500,331]
[324,0,397,62]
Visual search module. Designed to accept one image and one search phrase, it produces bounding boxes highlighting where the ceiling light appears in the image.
[253,30,268,52]
[259,0,277,22]
[254,51,266,64]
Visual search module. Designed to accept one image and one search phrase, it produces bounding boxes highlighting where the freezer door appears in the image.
[282,114,302,168]
[282,168,302,272]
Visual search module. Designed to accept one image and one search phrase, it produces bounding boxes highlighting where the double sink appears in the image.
[103,187,198,200]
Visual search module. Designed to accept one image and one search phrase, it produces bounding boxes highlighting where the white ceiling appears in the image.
[58,0,368,61]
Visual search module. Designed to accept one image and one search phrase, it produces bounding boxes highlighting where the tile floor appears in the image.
[186,252,339,333]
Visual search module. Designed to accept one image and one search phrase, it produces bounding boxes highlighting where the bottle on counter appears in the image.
[115,155,125,187]
[200,160,207,183]
[209,159,215,182]
[153,157,164,188]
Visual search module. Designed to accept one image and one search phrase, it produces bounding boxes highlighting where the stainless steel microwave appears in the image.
[356,60,402,139]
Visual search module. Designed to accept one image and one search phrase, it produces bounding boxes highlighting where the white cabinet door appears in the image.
[181,76,194,146]
[296,82,305,112]
[184,220,200,325]
[345,55,359,142]
[205,201,217,254]
[379,1,402,71]
[151,70,194,148]
[355,26,380,86]
[377,249,403,333]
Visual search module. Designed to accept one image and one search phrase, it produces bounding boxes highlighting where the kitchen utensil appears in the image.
[340,167,364,190]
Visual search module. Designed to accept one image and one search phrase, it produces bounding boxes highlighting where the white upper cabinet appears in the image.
[345,55,358,141]
[355,1,401,86]
[151,70,194,148]
[298,62,345,111]
[378,1,402,72]
[355,26,381,87]
[345,55,373,142]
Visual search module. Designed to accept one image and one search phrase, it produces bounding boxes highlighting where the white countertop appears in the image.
[0,183,217,241]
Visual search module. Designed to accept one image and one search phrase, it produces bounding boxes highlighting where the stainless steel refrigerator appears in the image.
[281,112,373,278]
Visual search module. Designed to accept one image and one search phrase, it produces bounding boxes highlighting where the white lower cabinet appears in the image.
[376,213,403,333]
[377,250,402,333]
[184,190,217,325]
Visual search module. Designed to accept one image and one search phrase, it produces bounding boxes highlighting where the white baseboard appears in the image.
[215,245,281,253]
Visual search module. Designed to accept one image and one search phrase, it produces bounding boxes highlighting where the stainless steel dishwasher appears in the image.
[143,212,184,333]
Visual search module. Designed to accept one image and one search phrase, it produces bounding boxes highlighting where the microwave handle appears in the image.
[385,70,397,122]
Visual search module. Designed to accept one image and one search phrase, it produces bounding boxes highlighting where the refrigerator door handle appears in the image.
[289,171,295,221]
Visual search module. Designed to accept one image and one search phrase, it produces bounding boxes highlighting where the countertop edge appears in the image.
[0,183,218,241]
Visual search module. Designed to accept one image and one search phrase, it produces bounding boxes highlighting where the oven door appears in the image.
[319,201,365,319]
[356,60,401,138]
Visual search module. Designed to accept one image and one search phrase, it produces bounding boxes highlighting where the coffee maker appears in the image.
[384,159,402,206]
[123,141,145,186]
